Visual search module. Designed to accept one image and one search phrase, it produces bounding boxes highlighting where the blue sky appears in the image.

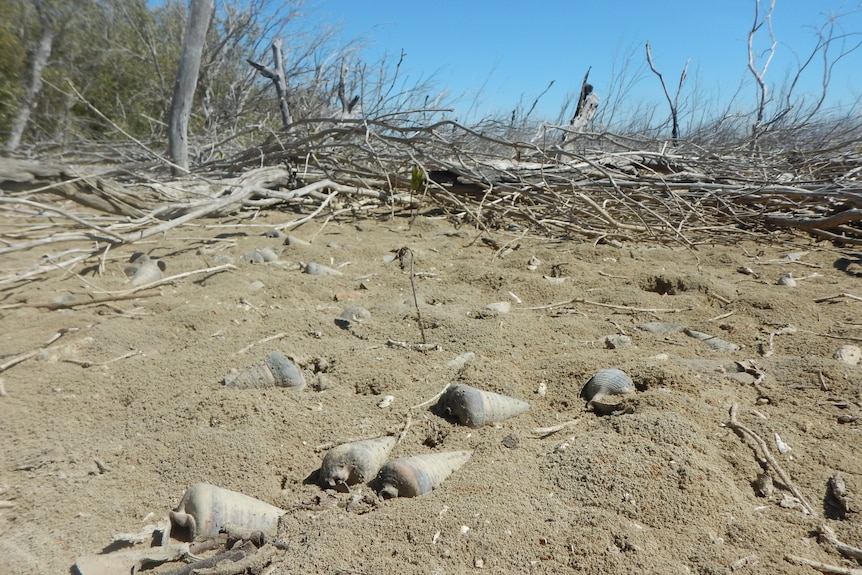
[309,0,862,124]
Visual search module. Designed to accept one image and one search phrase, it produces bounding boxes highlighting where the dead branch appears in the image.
[785,554,862,575]
[13,289,162,311]
[726,403,816,516]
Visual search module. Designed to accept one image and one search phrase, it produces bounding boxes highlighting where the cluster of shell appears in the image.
[319,436,473,499]
[165,368,635,541]
[313,382,533,499]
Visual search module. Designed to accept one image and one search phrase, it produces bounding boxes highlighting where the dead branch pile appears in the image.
[2,119,861,280]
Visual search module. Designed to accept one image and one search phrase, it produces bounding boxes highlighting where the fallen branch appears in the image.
[820,524,862,562]
[10,289,162,310]
[726,403,816,516]
[0,328,77,374]
[785,554,862,575]
[525,297,692,314]
[95,263,236,296]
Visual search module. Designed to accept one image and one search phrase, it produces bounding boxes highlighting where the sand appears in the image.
[1,209,860,574]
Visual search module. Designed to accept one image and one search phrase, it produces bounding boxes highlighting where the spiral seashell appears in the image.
[375,451,473,499]
[168,483,285,541]
[223,351,306,390]
[435,383,529,428]
[580,368,635,404]
[320,436,396,488]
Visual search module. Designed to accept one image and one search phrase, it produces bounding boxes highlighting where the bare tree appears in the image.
[747,0,776,147]
[645,41,689,145]
[247,39,293,128]
[168,0,215,173]
[6,0,54,151]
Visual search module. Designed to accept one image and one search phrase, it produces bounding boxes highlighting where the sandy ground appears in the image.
[1,208,861,574]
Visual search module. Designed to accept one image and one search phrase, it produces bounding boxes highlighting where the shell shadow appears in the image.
[834,255,862,277]
[303,467,322,486]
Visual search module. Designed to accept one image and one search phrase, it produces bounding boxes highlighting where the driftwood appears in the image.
[1,117,861,295]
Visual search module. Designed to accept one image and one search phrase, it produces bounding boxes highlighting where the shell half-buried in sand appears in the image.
[320,436,396,488]
[168,483,285,541]
[435,383,529,427]
[580,368,635,406]
[223,351,306,390]
[374,451,473,499]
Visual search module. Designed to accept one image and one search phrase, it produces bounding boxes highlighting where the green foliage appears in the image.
[0,0,26,132]
[410,165,423,192]
[0,0,448,150]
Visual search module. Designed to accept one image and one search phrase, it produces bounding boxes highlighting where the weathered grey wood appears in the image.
[247,40,293,128]
[168,0,214,174]
[562,69,599,142]
[6,3,54,151]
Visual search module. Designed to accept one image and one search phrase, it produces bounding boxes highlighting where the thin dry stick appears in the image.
[407,248,427,345]
[235,333,288,355]
[531,420,581,438]
[13,289,162,310]
[820,524,862,562]
[96,263,236,296]
[0,197,125,242]
[0,328,76,373]
[410,381,453,410]
[785,554,862,575]
[726,403,816,516]
[525,297,691,314]
[814,293,862,303]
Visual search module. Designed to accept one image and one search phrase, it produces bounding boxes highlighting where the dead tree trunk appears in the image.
[247,39,293,128]
[6,4,54,152]
[562,69,599,143]
[168,0,214,174]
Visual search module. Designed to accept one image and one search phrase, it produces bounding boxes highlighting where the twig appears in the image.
[815,293,862,303]
[0,328,77,373]
[159,549,246,575]
[0,197,125,242]
[707,311,735,322]
[96,264,236,295]
[531,420,581,438]
[63,350,141,369]
[785,554,862,575]
[406,247,427,345]
[386,339,440,352]
[410,381,453,410]
[524,297,691,314]
[820,524,862,562]
[235,333,288,355]
[397,412,412,445]
[12,289,161,310]
[726,403,816,516]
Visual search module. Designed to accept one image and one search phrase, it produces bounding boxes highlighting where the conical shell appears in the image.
[436,383,529,427]
[168,483,285,541]
[320,436,396,488]
[375,451,473,499]
[223,351,306,390]
[580,368,635,403]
